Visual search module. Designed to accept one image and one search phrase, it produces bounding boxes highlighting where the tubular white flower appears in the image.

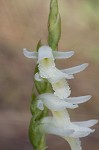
[41,111,97,150]
[37,93,78,111]
[41,115,96,138]
[37,93,93,111]
[37,46,73,99]
[37,46,74,79]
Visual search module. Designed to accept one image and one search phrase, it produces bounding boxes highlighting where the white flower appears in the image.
[37,93,79,111]
[37,93,98,150]
[23,45,88,99]
[41,114,97,150]
[37,93,92,111]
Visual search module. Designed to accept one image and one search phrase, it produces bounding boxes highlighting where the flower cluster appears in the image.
[23,45,98,150]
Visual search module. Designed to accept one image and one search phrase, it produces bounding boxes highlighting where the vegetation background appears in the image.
[0,0,99,149]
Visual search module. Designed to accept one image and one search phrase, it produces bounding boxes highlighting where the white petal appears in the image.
[34,73,43,81]
[23,48,38,58]
[61,63,88,75]
[70,123,95,138]
[64,95,92,104]
[37,100,44,110]
[66,137,82,150]
[38,93,78,111]
[73,120,98,127]
[53,51,74,59]
[72,129,95,138]
[37,45,54,63]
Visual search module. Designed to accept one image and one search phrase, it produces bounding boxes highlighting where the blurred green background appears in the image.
[0,0,99,149]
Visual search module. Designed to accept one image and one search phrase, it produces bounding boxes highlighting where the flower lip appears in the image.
[37,45,54,63]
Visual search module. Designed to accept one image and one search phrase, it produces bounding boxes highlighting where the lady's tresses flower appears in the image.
[37,93,98,150]
[23,45,88,99]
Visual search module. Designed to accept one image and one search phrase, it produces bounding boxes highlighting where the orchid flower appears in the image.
[23,45,88,99]
[37,93,98,150]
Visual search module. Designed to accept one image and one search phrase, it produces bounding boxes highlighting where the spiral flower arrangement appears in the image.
[23,0,98,150]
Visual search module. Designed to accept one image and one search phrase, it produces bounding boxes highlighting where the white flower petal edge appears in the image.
[37,93,78,111]
[53,51,74,59]
[23,48,38,58]
[64,95,92,104]
[61,63,88,75]
[73,120,98,127]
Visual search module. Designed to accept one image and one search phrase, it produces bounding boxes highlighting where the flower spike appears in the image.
[23,0,98,149]
[23,45,98,150]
